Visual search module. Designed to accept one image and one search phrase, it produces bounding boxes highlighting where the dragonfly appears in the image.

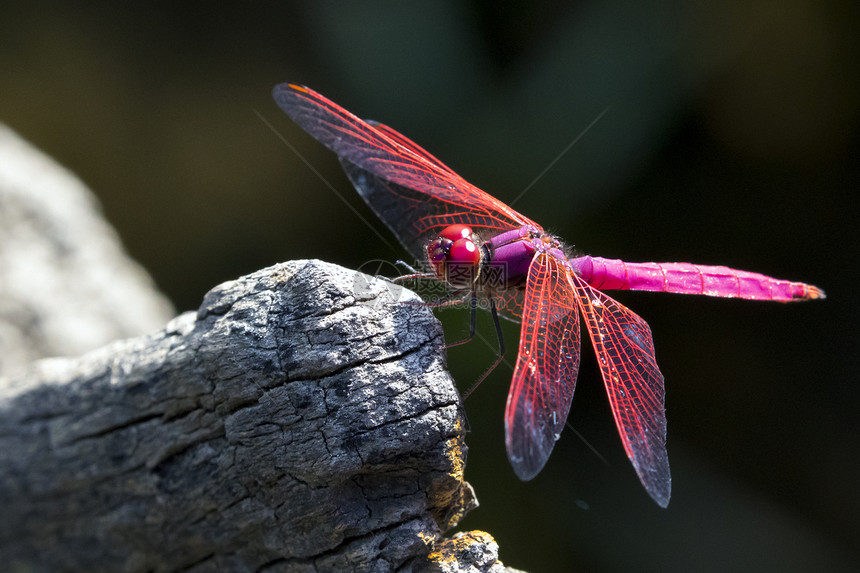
[272,83,824,507]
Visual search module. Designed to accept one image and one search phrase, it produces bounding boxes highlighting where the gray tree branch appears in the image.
[0,260,527,572]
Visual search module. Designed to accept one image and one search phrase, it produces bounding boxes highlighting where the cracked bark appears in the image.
[0,259,529,573]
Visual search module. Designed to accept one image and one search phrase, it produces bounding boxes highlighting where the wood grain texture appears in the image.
[0,260,501,572]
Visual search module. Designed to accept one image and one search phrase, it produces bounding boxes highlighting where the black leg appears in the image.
[444,290,478,348]
[461,296,506,399]
[387,260,435,283]
[404,290,471,309]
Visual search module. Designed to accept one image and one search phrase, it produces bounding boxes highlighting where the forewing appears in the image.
[273,83,541,260]
[336,161,456,263]
[571,275,671,507]
[505,252,580,480]
[367,120,459,177]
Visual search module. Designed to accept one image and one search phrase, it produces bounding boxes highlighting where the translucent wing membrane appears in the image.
[492,284,528,319]
[572,275,671,507]
[340,161,499,264]
[273,83,541,261]
[367,120,461,178]
[506,253,581,480]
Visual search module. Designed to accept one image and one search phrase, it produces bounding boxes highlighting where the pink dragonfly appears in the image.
[273,83,824,507]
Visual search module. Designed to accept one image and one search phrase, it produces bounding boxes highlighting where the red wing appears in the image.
[505,252,581,480]
[491,286,527,320]
[571,275,671,507]
[273,83,541,262]
[367,120,460,178]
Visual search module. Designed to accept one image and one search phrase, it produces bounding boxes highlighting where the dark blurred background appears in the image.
[2,1,858,571]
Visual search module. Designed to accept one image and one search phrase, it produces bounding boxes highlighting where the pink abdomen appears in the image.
[570,256,825,302]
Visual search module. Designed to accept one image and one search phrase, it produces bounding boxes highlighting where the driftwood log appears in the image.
[0,259,526,572]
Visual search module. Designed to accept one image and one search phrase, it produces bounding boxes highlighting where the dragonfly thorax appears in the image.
[427,224,482,288]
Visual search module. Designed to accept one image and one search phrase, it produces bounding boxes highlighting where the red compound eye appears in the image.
[439,224,473,242]
[448,238,479,267]
[426,225,481,287]
[443,237,480,287]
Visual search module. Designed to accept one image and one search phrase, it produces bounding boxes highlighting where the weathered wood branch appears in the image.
[0,260,520,571]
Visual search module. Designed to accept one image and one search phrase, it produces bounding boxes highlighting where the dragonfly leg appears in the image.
[461,296,506,399]
[395,259,422,274]
[444,290,478,348]
[391,272,436,283]
[399,290,471,309]
[392,273,435,283]
[387,260,435,283]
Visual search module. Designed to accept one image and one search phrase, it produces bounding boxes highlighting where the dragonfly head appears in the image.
[427,224,481,289]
